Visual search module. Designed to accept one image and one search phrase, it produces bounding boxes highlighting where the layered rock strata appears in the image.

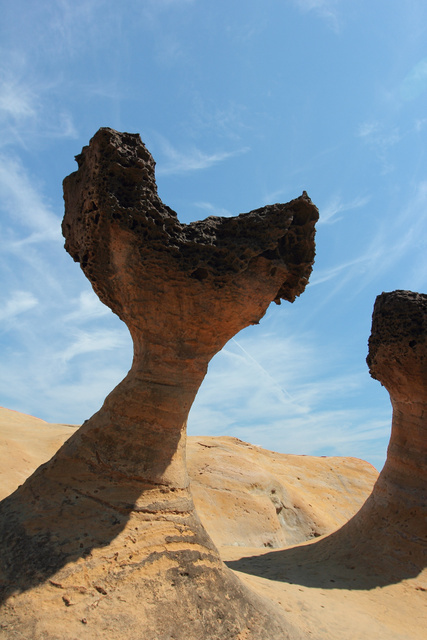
[0,128,318,639]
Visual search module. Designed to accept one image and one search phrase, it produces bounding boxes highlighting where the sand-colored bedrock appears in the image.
[0,405,426,640]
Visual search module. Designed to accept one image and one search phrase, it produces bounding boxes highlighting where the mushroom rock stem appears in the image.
[307,290,426,581]
[252,290,426,591]
[363,290,427,568]
[0,128,318,639]
[59,127,319,493]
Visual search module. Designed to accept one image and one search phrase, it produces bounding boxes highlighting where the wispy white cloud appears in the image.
[47,0,110,58]
[0,50,77,149]
[0,78,36,121]
[194,201,233,218]
[358,180,427,290]
[64,291,111,324]
[0,291,38,323]
[186,96,252,143]
[262,187,292,204]
[145,0,194,9]
[188,331,390,469]
[319,193,370,225]
[140,0,196,63]
[156,138,249,176]
[399,58,427,102]
[309,253,374,288]
[60,329,128,363]
[414,117,427,132]
[292,0,341,32]
[311,179,427,298]
[0,283,132,424]
[142,0,195,22]
[357,120,400,173]
[0,155,62,243]
[0,338,131,426]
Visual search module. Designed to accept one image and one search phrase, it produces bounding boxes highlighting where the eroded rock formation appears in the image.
[234,290,426,590]
[0,407,378,548]
[330,290,427,578]
[0,128,318,639]
[363,290,427,572]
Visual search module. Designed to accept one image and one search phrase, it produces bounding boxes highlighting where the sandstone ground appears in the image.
[1,407,425,640]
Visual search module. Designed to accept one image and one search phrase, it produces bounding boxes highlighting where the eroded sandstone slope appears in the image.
[0,406,377,550]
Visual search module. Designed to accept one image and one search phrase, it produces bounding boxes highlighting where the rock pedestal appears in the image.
[0,128,318,639]
[329,290,427,580]
[224,290,426,595]
[276,290,427,585]
[363,290,427,573]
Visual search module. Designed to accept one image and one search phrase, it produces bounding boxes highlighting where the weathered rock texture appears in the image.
[0,128,318,639]
[1,409,425,640]
[0,407,378,548]
[238,290,426,590]
[363,290,427,573]
[187,436,377,549]
[0,408,77,501]
[333,290,427,577]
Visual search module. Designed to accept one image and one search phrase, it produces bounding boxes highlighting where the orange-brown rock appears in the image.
[0,408,77,501]
[230,290,426,595]
[0,128,318,639]
[363,290,427,572]
[187,436,378,550]
[0,407,378,548]
[331,290,427,578]
[1,410,425,640]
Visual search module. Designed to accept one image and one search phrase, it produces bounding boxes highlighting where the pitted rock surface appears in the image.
[0,128,318,640]
[63,129,315,309]
[367,290,427,403]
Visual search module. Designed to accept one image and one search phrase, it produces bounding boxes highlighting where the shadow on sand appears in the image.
[226,522,426,591]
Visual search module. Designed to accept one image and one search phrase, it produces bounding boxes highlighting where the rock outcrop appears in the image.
[187,436,378,549]
[232,290,426,590]
[0,128,318,639]
[329,289,427,578]
[363,290,427,573]
[0,407,378,548]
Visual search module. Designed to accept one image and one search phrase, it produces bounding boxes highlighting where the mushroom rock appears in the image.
[0,128,318,639]
[362,290,427,573]
[316,290,427,579]
[257,290,426,588]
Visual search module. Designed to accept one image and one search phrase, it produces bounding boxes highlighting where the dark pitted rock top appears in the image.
[367,290,427,401]
[63,128,318,313]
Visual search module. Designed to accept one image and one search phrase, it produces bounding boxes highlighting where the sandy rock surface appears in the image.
[2,407,426,639]
[0,407,377,546]
[187,435,377,549]
[0,408,77,500]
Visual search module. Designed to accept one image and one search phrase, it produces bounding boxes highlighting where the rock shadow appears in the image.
[226,532,426,591]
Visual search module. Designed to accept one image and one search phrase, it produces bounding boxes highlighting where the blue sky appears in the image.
[1,0,426,470]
